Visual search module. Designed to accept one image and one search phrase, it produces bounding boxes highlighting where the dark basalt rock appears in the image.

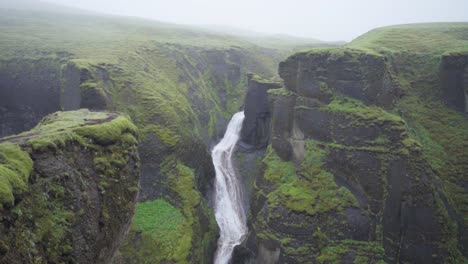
[239,74,282,151]
[245,48,463,263]
[0,59,112,138]
[0,111,140,264]
[279,48,402,107]
[230,245,256,264]
[0,58,63,137]
[440,53,468,112]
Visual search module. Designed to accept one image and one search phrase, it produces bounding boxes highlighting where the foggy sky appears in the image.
[40,0,468,41]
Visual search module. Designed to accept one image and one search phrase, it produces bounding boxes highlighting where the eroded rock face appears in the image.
[239,74,282,151]
[279,49,401,107]
[440,53,468,112]
[0,59,112,138]
[0,110,140,264]
[242,49,462,264]
[0,58,63,137]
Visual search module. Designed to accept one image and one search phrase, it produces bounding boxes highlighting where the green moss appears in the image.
[0,143,33,207]
[264,140,358,216]
[122,161,216,263]
[132,199,185,249]
[4,174,75,263]
[347,22,468,260]
[317,240,385,264]
[250,74,279,85]
[263,146,296,184]
[141,125,180,147]
[75,115,137,145]
[348,23,468,54]
[22,110,137,150]
[167,163,201,263]
[80,81,97,89]
[323,96,403,124]
[268,88,293,96]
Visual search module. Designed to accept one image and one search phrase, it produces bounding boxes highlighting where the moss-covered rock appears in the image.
[244,32,467,263]
[279,48,402,107]
[0,109,140,264]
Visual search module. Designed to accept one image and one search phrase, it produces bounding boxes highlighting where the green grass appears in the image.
[121,161,217,263]
[348,22,468,54]
[264,140,358,216]
[317,240,385,264]
[0,143,33,207]
[18,109,137,150]
[132,199,185,248]
[323,96,403,123]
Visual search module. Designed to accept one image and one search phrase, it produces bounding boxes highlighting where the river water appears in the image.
[212,112,248,264]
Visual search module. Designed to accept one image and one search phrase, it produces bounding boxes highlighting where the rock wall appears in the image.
[0,58,63,137]
[242,48,463,264]
[0,110,140,264]
[440,53,468,112]
[0,58,113,138]
[279,49,401,108]
[239,74,282,150]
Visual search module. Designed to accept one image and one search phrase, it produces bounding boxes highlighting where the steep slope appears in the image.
[0,2,339,263]
[0,109,139,264]
[238,23,468,263]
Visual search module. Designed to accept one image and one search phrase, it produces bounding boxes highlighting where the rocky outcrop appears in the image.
[0,58,64,138]
[0,59,112,138]
[243,48,464,264]
[279,48,401,107]
[239,74,281,150]
[0,109,140,264]
[440,52,468,112]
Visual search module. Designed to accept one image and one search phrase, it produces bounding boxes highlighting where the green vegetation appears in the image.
[295,47,383,58]
[263,140,358,216]
[348,23,468,54]
[0,143,33,207]
[131,200,185,259]
[18,109,137,151]
[121,161,217,263]
[0,109,139,263]
[317,240,385,264]
[267,87,294,96]
[249,73,281,85]
[347,22,468,261]
[323,96,402,123]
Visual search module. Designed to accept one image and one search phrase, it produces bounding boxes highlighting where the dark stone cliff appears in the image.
[236,48,465,264]
[440,52,468,113]
[240,74,282,150]
[0,110,140,264]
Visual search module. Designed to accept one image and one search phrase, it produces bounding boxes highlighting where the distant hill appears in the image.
[348,22,468,54]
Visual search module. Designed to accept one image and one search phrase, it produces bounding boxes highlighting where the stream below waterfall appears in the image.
[212,111,248,264]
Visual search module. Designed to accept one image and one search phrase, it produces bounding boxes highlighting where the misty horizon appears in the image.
[36,0,468,42]
[0,0,467,42]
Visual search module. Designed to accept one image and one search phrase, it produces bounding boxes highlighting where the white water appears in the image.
[213,112,248,264]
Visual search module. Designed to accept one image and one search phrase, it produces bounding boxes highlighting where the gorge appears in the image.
[0,1,467,264]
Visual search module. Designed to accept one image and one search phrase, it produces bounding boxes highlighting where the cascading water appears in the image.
[212,111,248,264]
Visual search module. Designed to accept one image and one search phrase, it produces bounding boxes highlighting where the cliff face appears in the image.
[241,48,466,264]
[240,74,282,150]
[440,53,468,112]
[0,109,140,264]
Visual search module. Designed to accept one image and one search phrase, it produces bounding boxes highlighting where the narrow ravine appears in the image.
[212,112,248,264]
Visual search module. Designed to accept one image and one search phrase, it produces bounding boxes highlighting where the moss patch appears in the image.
[0,143,33,207]
[17,109,137,150]
[317,240,385,264]
[264,140,358,216]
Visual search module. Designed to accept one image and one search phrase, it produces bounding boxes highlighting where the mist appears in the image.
[24,0,467,41]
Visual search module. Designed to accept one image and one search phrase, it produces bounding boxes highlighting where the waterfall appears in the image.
[213,111,248,264]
